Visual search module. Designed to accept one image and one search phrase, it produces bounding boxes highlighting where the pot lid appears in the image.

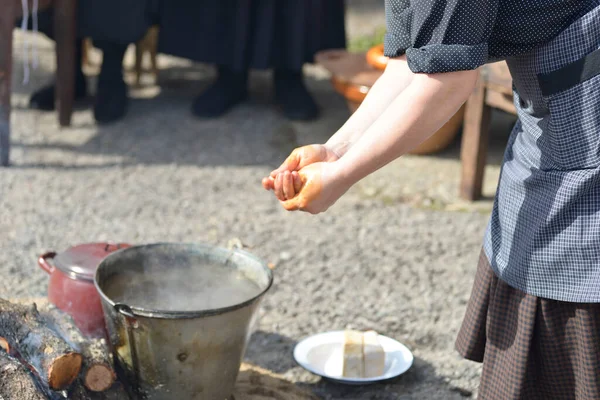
[53,243,130,281]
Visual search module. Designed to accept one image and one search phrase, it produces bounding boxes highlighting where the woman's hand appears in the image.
[279,161,351,214]
[262,144,340,197]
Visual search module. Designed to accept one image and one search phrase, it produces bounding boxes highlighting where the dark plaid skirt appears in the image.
[456,251,600,400]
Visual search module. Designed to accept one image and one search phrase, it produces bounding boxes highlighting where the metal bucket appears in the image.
[94,243,273,400]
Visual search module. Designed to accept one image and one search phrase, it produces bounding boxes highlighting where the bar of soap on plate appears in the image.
[363,330,385,377]
[342,330,385,378]
[342,330,364,378]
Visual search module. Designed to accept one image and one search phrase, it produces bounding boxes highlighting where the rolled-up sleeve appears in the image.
[383,0,499,73]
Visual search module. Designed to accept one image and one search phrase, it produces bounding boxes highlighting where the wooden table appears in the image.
[460,62,516,201]
[0,0,76,166]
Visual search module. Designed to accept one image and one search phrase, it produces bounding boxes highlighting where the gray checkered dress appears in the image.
[463,6,600,397]
[385,0,600,397]
[484,4,600,303]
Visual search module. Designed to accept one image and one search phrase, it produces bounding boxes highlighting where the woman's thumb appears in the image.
[282,197,302,211]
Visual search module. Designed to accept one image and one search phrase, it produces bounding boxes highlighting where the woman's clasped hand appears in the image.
[262,144,351,214]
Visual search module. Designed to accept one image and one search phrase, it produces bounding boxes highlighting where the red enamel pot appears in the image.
[38,242,130,338]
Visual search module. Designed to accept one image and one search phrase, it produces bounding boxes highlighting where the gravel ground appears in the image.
[1,8,517,398]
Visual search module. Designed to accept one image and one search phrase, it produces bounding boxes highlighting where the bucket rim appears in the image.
[94,242,274,319]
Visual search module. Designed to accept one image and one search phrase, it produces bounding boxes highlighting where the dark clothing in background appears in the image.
[20,0,154,44]
[78,0,155,44]
[22,1,345,71]
[156,0,347,71]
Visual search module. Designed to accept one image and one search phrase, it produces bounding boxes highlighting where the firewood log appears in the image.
[81,339,116,392]
[42,305,116,392]
[0,336,9,353]
[0,350,48,400]
[0,298,82,390]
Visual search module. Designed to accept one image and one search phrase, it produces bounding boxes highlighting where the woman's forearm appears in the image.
[334,70,479,185]
[325,56,415,157]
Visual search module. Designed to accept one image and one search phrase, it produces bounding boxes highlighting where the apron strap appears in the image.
[538,48,600,97]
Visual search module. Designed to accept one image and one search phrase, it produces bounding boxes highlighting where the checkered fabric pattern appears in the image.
[483,4,600,302]
[456,251,600,399]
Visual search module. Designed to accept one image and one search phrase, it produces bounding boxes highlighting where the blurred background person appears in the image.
[22,0,154,124]
[157,1,346,121]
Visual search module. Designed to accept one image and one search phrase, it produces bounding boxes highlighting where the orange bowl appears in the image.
[331,76,370,104]
[366,44,388,71]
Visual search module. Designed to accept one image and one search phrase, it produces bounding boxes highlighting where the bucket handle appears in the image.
[114,303,141,381]
[114,303,137,322]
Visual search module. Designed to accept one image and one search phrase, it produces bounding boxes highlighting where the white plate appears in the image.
[293,331,413,385]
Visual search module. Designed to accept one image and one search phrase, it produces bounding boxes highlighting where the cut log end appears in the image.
[48,352,83,390]
[85,364,117,392]
[0,337,9,353]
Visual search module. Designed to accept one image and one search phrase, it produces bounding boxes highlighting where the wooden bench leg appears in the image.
[54,0,77,127]
[460,75,491,201]
[0,1,16,167]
